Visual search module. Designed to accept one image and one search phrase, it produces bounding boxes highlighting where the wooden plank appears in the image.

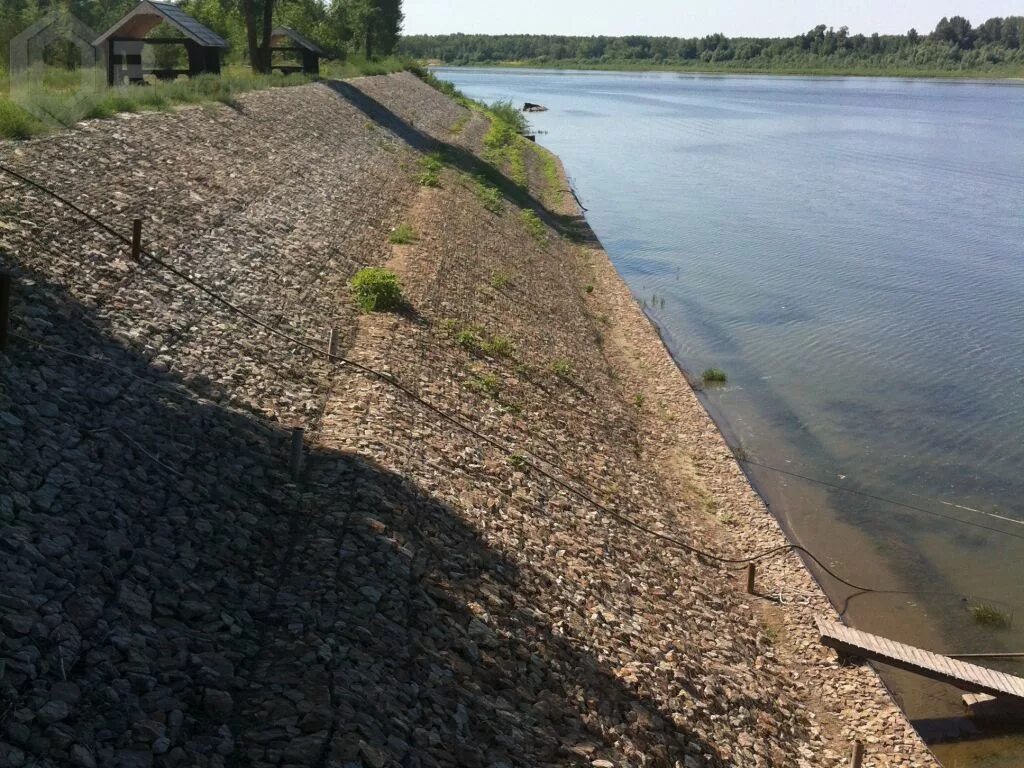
[817,618,1024,702]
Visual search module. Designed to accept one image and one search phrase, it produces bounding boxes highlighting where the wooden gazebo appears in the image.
[94,1,228,85]
[269,27,326,76]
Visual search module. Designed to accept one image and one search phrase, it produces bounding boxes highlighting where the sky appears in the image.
[403,0,1022,38]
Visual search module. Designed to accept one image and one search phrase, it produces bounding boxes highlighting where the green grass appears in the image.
[389,223,417,244]
[520,210,546,242]
[702,368,728,385]
[479,335,513,358]
[971,604,1011,629]
[468,372,502,399]
[507,453,527,470]
[418,152,445,187]
[531,143,562,205]
[489,271,512,289]
[551,359,573,378]
[350,267,404,312]
[450,113,470,135]
[0,58,412,140]
[476,178,504,214]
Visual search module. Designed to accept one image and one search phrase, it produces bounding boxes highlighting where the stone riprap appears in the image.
[0,73,937,767]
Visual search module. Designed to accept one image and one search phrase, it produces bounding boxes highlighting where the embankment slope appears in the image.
[0,73,935,767]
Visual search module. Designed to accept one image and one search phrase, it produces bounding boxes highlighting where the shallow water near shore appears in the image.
[437,67,1024,765]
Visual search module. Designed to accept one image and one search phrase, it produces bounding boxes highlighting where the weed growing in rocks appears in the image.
[476,179,504,214]
[389,224,417,244]
[419,153,445,187]
[521,210,546,242]
[551,359,573,378]
[468,373,502,399]
[634,394,645,409]
[480,335,513,358]
[507,453,527,470]
[490,272,512,289]
[350,268,404,312]
[702,368,728,385]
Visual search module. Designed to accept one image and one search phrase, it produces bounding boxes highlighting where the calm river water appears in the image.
[436,67,1024,766]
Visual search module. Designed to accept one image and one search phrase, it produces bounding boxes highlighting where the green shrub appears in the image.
[389,223,416,244]
[702,368,728,384]
[350,267,404,312]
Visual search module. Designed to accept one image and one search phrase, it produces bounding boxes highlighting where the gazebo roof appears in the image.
[270,26,327,56]
[94,1,228,48]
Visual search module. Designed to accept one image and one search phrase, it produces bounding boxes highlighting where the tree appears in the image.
[239,0,275,72]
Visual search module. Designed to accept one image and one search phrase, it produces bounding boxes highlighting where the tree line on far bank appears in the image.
[399,16,1024,74]
[0,0,404,73]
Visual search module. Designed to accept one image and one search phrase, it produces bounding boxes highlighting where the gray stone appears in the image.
[204,689,233,722]
[70,744,97,768]
[38,700,70,723]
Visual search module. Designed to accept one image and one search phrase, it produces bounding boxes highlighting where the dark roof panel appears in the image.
[95,1,228,48]
[150,2,228,47]
[271,26,327,56]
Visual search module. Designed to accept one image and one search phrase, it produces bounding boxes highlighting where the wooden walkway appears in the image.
[817,618,1024,702]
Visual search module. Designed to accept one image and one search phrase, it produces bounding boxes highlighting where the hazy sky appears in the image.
[403,1,1021,37]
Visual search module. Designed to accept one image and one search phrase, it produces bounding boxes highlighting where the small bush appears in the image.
[702,368,728,384]
[488,99,529,135]
[634,394,645,409]
[389,223,416,244]
[551,359,573,378]
[971,604,1011,629]
[585,284,595,294]
[350,267,403,312]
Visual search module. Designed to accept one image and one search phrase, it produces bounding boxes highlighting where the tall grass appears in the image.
[0,58,410,140]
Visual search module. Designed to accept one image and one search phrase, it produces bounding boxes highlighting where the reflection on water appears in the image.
[438,67,1024,766]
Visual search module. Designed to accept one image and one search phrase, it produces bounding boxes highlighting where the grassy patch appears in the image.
[480,335,513,358]
[520,210,546,242]
[489,271,512,289]
[350,267,404,312]
[551,359,573,378]
[450,113,470,135]
[476,178,504,214]
[467,372,502,399]
[702,368,728,385]
[418,152,445,187]
[971,604,1011,629]
[531,143,562,204]
[389,223,417,244]
[0,100,44,139]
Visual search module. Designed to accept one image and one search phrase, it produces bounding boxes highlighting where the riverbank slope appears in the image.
[0,72,936,767]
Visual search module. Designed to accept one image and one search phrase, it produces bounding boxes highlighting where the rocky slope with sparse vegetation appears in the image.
[0,72,938,768]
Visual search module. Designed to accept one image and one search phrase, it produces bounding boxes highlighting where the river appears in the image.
[435,67,1024,766]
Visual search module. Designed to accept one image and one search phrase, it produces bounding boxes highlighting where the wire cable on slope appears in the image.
[1,161,1017,607]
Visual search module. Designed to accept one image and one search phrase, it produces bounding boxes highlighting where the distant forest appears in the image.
[400,16,1024,76]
